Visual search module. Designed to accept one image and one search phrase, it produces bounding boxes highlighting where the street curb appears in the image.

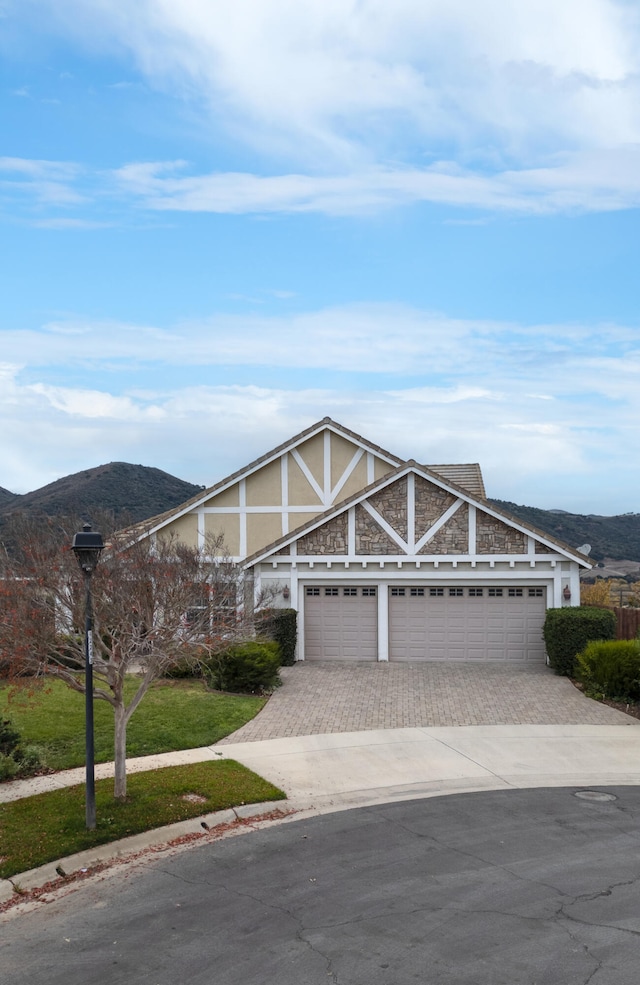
[0,799,291,907]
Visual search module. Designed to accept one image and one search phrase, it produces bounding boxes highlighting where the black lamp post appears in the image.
[71,522,104,830]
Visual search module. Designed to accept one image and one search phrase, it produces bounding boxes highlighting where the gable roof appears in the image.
[118,417,405,543]
[243,459,592,568]
[426,464,485,499]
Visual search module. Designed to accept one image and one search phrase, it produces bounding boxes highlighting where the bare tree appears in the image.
[0,514,259,799]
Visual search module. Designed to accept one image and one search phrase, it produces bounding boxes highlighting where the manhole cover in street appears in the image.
[574,790,617,803]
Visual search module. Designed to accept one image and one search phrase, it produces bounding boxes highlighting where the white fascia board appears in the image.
[256,556,573,574]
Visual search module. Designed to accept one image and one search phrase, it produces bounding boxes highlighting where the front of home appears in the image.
[131,418,591,664]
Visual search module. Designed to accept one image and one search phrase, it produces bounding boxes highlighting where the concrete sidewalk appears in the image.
[4,722,640,903]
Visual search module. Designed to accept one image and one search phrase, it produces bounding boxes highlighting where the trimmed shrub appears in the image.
[204,641,281,694]
[543,606,616,677]
[256,608,297,666]
[577,639,640,702]
[0,717,44,781]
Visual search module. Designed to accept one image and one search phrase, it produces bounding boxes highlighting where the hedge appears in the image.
[542,606,616,677]
[577,639,640,702]
[204,641,281,693]
[256,608,297,666]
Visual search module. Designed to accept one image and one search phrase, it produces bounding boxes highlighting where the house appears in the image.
[129,418,592,663]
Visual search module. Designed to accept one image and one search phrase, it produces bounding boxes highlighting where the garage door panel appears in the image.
[389,589,546,662]
[305,587,377,661]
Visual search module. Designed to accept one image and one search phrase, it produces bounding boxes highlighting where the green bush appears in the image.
[0,717,44,781]
[204,641,281,694]
[543,606,616,677]
[256,608,297,666]
[577,639,640,702]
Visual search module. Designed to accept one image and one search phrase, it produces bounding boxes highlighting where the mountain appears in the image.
[491,500,640,564]
[0,463,203,528]
[2,462,639,564]
[0,486,18,509]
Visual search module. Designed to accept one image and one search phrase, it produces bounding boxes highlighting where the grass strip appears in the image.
[1,679,266,770]
[0,760,285,880]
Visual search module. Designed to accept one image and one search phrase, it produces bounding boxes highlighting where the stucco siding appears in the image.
[160,514,199,548]
[206,485,239,507]
[330,432,360,486]
[296,433,324,486]
[374,458,396,481]
[246,513,283,556]
[337,456,369,502]
[205,513,240,555]
[246,458,281,507]
[288,455,323,506]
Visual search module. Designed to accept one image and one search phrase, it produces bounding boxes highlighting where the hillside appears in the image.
[491,500,640,563]
[1,463,638,564]
[0,486,17,509]
[0,463,203,528]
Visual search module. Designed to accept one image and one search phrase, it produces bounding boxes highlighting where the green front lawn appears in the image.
[1,678,266,771]
[0,760,285,879]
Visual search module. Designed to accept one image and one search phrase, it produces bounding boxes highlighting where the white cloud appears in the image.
[0,156,85,206]
[1,306,640,512]
[10,148,640,221]
[23,0,640,168]
[111,148,640,216]
[2,305,637,389]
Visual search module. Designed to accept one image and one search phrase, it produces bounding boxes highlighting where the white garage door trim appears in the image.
[304,585,378,661]
[388,585,546,662]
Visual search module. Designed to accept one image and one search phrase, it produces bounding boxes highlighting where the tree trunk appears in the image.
[113,702,128,801]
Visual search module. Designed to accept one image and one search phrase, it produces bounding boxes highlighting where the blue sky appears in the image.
[1,0,639,515]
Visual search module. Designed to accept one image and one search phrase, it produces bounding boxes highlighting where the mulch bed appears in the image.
[571,679,640,721]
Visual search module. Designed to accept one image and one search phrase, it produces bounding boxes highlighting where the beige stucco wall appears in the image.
[375,458,395,481]
[206,485,239,507]
[330,432,358,485]
[247,512,283,555]
[295,433,324,484]
[246,458,282,506]
[159,513,199,548]
[288,454,323,506]
[336,456,369,502]
[205,513,240,555]
[289,511,322,533]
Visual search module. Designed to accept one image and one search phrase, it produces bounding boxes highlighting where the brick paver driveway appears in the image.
[219,661,639,743]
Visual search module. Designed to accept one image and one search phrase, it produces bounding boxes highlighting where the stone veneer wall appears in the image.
[414,477,457,541]
[355,504,399,554]
[296,513,348,554]
[534,540,556,554]
[420,503,469,554]
[476,512,526,554]
[367,477,408,541]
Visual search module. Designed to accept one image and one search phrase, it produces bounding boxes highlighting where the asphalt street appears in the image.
[2,785,640,984]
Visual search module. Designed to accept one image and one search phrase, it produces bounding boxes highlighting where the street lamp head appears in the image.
[72,522,105,574]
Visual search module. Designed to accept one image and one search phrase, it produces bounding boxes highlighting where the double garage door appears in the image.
[304,585,546,662]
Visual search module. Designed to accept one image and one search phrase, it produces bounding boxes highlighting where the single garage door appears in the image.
[389,586,546,662]
[304,586,378,661]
